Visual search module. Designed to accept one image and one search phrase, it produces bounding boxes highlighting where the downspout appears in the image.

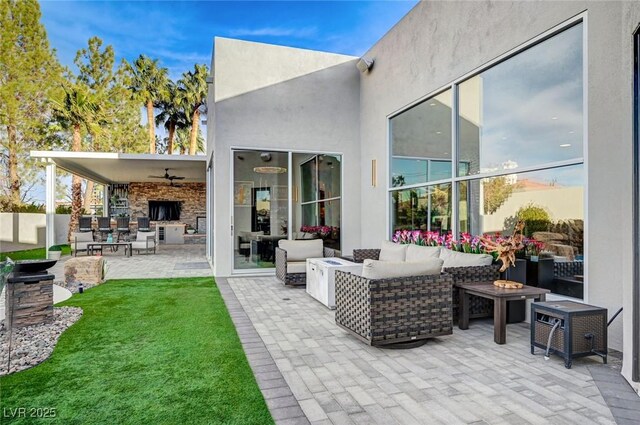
[633,26,640,383]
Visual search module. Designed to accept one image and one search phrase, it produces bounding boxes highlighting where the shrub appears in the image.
[516,203,551,237]
[48,245,63,252]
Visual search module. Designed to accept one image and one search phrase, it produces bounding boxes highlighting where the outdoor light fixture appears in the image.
[356,56,374,73]
[371,159,377,187]
[253,166,287,174]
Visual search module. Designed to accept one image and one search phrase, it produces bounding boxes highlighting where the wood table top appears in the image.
[455,281,550,298]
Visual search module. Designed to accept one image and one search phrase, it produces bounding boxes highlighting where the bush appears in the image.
[48,245,63,252]
[56,205,73,214]
[516,203,552,237]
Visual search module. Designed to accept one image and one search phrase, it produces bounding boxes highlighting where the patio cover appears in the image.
[29,151,209,256]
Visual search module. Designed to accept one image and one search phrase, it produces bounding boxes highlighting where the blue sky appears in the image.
[40,1,418,79]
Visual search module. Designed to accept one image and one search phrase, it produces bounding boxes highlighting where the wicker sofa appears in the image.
[351,248,500,321]
[335,268,453,346]
[275,239,340,286]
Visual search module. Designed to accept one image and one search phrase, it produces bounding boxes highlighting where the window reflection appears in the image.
[458,23,583,176]
[391,89,452,186]
[391,183,452,233]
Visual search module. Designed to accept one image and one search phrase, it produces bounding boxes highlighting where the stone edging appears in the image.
[216,277,310,425]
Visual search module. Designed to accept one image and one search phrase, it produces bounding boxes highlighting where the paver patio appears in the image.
[47,244,212,281]
[223,276,620,425]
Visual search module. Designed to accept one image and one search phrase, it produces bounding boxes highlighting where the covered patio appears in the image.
[29,151,209,258]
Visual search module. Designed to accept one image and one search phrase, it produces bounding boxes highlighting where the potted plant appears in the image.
[186,225,196,235]
[48,245,62,260]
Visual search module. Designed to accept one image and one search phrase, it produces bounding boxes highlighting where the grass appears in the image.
[0,245,71,261]
[0,277,274,425]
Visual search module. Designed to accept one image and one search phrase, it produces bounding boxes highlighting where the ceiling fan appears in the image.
[148,168,185,185]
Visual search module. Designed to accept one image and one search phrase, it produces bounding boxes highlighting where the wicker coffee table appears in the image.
[457,282,550,344]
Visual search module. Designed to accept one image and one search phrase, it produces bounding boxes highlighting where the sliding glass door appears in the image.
[233,151,289,270]
[232,150,342,272]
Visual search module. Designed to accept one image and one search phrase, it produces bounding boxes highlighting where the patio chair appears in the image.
[275,239,340,286]
[71,231,94,256]
[137,216,151,232]
[78,216,93,233]
[131,230,157,254]
[335,258,452,347]
[238,231,263,259]
[97,217,112,241]
[116,217,130,242]
[351,244,500,321]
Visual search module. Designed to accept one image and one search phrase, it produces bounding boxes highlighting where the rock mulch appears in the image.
[0,306,82,375]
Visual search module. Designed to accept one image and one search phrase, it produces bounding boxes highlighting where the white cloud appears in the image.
[227,26,318,38]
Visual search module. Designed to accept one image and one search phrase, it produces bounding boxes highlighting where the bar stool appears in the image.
[97,217,112,242]
[137,217,151,232]
[116,217,131,242]
[78,216,93,233]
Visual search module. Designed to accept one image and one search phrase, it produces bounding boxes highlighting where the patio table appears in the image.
[87,242,132,257]
[456,281,550,344]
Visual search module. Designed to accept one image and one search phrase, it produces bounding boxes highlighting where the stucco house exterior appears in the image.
[206,1,640,392]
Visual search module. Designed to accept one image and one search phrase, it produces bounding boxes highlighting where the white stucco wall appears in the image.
[211,38,361,276]
[357,0,637,384]
[0,213,70,247]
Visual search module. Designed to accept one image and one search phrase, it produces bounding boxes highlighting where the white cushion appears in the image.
[379,240,408,261]
[361,258,443,280]
[287,261,307,274]
[278,239,323,262]
[405,245,441,262]
[132,240,155,250]
[73,241,91,251]
[136,231,156,241]
[439,248,493,268]
[73,232,94,242]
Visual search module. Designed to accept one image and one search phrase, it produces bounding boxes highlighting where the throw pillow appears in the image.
[361,258,443,280]
[379,240,408,261]
[405,245,441,262]
[439,248,493,268]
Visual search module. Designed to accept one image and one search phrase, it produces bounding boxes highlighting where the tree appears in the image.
[125,55,168,154]
[51,84,98,239]
[483,176,518,215]
[174,126,204,155]
[0,0,63,210]
[177,64,208,155]
[155,81,188,154]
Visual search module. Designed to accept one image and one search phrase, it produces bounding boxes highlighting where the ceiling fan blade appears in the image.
[148,175,166,178]
[172,176,186,180]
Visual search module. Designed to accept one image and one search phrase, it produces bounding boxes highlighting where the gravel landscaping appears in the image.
[0,306,82,375]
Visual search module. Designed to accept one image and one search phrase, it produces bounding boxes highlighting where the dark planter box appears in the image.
[525,257,555,289]
[502,259,526,323]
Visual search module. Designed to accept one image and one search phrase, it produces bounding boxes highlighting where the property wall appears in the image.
[358,1,637,360]
[211,38,361,276]
[127,182,206,230]
[0,213,70,247]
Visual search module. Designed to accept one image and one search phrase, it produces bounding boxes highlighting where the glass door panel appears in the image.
[233,150,288,270]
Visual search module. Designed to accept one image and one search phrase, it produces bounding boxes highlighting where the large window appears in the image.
[389,21,585,296]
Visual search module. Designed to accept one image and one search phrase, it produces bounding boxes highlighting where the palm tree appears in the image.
[125,55,168,154]
[155,81,188,154]
[177,64,208,155]
[174,126,204,155]
[51,84,98,239]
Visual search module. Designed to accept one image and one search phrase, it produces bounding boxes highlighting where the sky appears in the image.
[40,0,419,80]
[32,0,417,203]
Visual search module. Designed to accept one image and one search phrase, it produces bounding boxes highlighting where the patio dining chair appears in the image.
[137,216,151,232]
[97,217,112,241]
[78,216,93,233]
[116,216,131,242]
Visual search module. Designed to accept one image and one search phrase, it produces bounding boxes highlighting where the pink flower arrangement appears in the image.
[392,229,545,259]
[300,225,338,238]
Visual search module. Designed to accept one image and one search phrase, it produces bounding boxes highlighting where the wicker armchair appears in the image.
[335,270,453,346]
[276,241,339,286]
[351,248,500,321]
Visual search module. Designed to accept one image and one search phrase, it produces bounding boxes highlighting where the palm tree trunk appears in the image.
[167,121,175,155]
[83,180,94,213]
[189,109,199,155]
[6,124,21,210]
[147,99,155,154]
[69,124,84,241]
[180,145,185,155]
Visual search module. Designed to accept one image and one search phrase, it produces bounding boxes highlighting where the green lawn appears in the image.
[1,277,274,425]
[0,245,71,261]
